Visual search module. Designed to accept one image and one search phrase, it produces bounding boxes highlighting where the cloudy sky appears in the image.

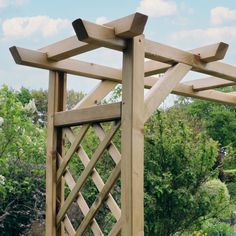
[1,0,236,93]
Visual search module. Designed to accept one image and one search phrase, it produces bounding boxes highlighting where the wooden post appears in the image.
[121,35,144,236]
[46,71,67,236]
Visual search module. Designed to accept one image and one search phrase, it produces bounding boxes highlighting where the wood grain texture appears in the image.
[144,63,191,121]
[54,102,121,127]
[121,35,144,236]
[9,46,236,105]
[56,121,121,225]
[75,162,121,236]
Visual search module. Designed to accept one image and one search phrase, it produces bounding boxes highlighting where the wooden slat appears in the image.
[145,39,229,64]
[64,215,75,235]
[189,42,228,63]
[143,77,236,105]
[144,40,236,82]
[92,124,120,165]
[9,46,122,82]
[72,19,126,51]
[40,12,147,61]
[73,80,117,109]
[144,42,228,77]
[9,47,236,105]
[75,161,121,236]
[144,63,191,121]
[73,19,228,65]
[109,219,121,236]
[56,124,89,182]
[144,60,171,76]
[40,36,98,61]
[121,35,144,236]
[184,77,236,91]
[56,72,67,236]
[104,12,148,38]
[174,86,236,105]
[57,121,121,225]
[65,128,121,221]
[46,71,65,236]
[54,102,121,127]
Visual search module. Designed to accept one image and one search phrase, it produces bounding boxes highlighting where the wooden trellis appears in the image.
[10,12,236,236]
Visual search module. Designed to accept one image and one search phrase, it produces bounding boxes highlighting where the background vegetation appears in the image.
[0,85,236,235]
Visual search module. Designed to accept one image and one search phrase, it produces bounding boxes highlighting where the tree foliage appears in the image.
[0,86,46,235]
[0,85,235,235]
[144,110,223,235]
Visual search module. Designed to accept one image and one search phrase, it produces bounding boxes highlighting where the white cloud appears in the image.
[171,26,236,45]
[2,16,71,39]
[137,0,177,17]
[211,7,236,25]
[96,16,108,25]
[0,0,28,8]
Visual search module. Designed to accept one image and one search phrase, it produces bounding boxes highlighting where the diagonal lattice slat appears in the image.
[65,126,121,221]
[57,124,90,182]
[92,124,120,165]
[64,215,76,235]
[109,218,121,236]
[57,121,121,226]
[58,153,103,235]
[75,161,121,236]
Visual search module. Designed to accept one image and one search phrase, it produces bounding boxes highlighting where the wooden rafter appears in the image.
[184,77,236,91]
[40,12,147,61]
[10,46,236,105]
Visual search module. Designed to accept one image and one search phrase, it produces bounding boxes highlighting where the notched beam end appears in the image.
[191,42,229,63]
[215,42,229,60]
[9,46,22,65]
[72,18,88,42]
[129,12,148,37]
[105,12,148,38]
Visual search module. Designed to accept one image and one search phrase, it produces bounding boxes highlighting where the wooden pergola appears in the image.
[10,12,236,236]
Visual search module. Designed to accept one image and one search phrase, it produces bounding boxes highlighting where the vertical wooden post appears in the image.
[121,35,144,236]
[46,71,67,236]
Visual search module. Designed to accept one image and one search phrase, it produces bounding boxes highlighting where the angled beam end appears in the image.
[105,12,148,38]
[191,42,229,63]
[126,12,148,38]
[216,42,229,60]
[9,46,22,65]
[72,18,88,42]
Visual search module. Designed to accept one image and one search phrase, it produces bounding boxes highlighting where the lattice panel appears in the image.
[56,120,121,236]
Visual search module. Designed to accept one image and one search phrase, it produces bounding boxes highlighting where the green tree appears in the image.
[144,110,222,235]
[0,86,46,235]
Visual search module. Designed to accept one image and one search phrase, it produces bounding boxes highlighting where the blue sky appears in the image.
[1,0,236,94]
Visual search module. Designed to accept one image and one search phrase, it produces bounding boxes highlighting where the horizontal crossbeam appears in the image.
[10,46,236,105]
[73,18,228,65]
[184,77,236,91]
[54,102,121,127]
[72,19,126,51]
[145,40,236,82]
[40,12,148,61]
